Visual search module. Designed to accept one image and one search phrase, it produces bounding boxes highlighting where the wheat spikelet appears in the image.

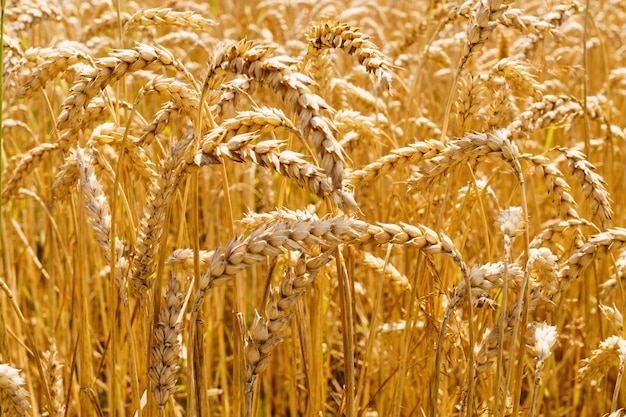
[125,8,216,32]
[456,74,487,132]
[599,250,626,302]
[501,3,582,39]
[3,120,34,139]
[600,304,623,332]
[333,109,390,149]
[508,4,582,60]
[528,248,560,297]
[85,123,158,184]
[474,286,545,370]
[330,77,387,111]
[307,21,393,88]
[139,102,182,147]
[75,147,125,264]
[77,97,135,137]
[139,76,199,110]
[529,218,590,255]
[211,78,252,118]
[361,251,411,292]
[453,262,525,308]
[165,249,216,275]
[0,363,31,417]
[149,272,184,411]
[489,58,543,100]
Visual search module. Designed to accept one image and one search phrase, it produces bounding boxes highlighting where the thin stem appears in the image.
[510,176,531,416]
[611,362,624,413]
[582,0,591,156]
[432,297,460,417]
[398,255,423,417]
[0,0,10,362]
[356,244,393,410]
[528,366,543,417]
[495,236,511,417]
[336,248,355,417]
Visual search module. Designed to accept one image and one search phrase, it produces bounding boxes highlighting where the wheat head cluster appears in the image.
[0,0,625,416]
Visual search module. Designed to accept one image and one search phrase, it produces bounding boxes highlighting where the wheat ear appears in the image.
[2,143,58,202]
[124,8,216,32]
[149,272,184,413]
[206,39,346,189]
[132,135,194,298]
[557,147,613,228]
[57,43,192,131]
[560,228,626,287]
[346,139,445,190]
[244,252,331,415]
[0,363,31,417]
[307,21,393,88]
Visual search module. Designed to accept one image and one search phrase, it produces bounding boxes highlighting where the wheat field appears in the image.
[1,0,625,416]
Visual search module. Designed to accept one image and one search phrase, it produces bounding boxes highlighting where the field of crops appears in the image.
[1,1,626,416]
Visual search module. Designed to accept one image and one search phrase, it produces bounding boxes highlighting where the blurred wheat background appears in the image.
[1,0,626,416]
